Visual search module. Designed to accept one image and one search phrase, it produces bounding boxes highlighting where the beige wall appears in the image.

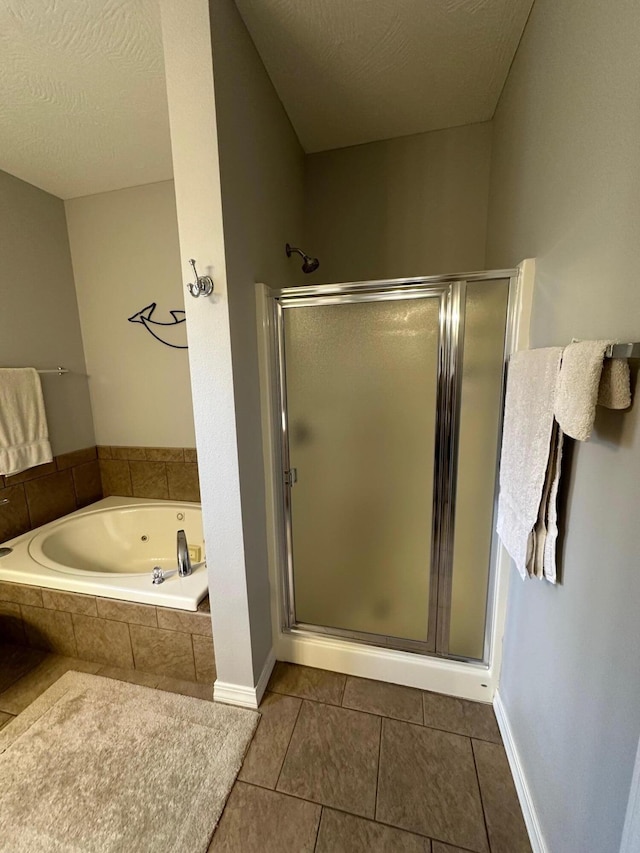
[486,1,640,851]
[65,181,195,448]
[303,122,492,283]
[0,169,95,455]
[210,0,305,680]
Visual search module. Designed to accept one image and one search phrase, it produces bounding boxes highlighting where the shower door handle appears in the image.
[284,468,298,487]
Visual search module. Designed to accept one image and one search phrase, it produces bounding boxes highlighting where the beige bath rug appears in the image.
[0,671,259,852]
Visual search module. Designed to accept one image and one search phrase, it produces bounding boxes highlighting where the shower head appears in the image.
[286,243,320,274]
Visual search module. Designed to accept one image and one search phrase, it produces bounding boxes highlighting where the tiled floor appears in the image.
[0,650,531,853]
[214,662,532,853]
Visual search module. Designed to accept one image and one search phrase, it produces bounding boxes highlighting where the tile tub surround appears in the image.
[0,581,215,683]
[98,446,200,502]
[0,447,103,544]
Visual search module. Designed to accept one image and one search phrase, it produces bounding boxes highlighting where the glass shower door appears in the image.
[279,291,444,649]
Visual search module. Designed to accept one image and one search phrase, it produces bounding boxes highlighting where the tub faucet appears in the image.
[177,529,192,577]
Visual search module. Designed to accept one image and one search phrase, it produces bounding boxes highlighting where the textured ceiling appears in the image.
[234,0,534,152]
[0,0,172,199]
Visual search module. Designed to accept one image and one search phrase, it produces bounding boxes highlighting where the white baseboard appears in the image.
[213,648,276,709]
[493,691,548,853]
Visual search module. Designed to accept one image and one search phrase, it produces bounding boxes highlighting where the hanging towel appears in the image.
[554,340,631,441]
[542,425,564,584]
[0,368,53,476]
[497,348,563,580]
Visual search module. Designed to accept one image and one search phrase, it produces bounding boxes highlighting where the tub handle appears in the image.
[152,567,165,585]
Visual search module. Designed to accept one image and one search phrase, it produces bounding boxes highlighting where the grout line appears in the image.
[374,715,384,820]
[240,778,466,845]
[312,806,324,852]
[274,697,304,791]
[470,737,492,853]
[339,674,347,706]
[268,686,501,743]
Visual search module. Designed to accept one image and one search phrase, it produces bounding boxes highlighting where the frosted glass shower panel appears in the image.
[283,296,440,643]
[448,279,509,659]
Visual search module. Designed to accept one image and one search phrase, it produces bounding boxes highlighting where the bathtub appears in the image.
[0,497,207,611]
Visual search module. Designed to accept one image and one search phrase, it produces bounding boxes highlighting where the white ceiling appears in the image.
[0,0,533,199]
[0,0,172,199]
[234,0,534,152]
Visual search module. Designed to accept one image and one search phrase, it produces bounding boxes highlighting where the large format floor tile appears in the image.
[208,782,321,853]
[0,643,46,693]
[473,739,532,853]
[0,655,100,714]
[315,808,430,853]
[342,676,423,724]
[277,700,381,817]
[377,718,489,852]
[239,691,302,789]
[269,661,346,705]
[423,691,501,743]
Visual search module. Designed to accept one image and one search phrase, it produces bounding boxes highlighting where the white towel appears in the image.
[0,368,53,476]
[555,340,631,441]
[497,348,563,580]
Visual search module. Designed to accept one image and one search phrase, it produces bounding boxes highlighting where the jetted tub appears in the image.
[0,497,207,611]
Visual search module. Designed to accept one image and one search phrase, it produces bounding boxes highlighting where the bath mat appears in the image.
[0,671,259,853]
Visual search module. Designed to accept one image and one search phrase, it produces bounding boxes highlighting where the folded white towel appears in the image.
[0,368,53,476]
[497,348,563,580]
[555,340,631,441]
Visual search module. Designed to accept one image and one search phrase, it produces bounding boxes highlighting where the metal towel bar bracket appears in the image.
[605,343,640,359]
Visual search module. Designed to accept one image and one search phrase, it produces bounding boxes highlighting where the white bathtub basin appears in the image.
[0,497,208,610]
[30,502,203,578]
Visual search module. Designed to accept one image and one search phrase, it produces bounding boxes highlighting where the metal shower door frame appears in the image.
[269,271,517,662]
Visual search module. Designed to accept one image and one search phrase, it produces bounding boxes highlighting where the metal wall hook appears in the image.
[186,258,214,298]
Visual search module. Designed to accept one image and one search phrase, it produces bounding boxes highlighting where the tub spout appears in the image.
[177,529,192,577]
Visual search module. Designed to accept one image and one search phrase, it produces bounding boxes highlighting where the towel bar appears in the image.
[605,343,640,359]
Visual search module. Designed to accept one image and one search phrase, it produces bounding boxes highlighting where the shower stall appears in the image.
[259,269,522,693]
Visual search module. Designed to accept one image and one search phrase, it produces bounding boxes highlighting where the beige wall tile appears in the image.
[112,446,147,461]
[96,598,157,627]
[5,460,57,485]
[99,460,132,497]
[72,460,103,507]
[183,448,197,463]
[130,623,196,680]
[0,582,43,607]
[0,484,30,543]
[129,461,169,499]
[97,446,113,459]
[166,462,200,502]
[21,604,77,656]
[193,634,216,683]
[157,607,212,636]
[146,447,184,462]
[41,589,98,617]
[72,614,134,668]
[55,447,97,470]
[25,470,77,528]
